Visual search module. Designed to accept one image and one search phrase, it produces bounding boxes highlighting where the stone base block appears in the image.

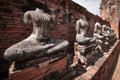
[71,42,95,67]
[9,55,68,80]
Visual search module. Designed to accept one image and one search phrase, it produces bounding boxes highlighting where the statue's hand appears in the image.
[47,49,53,54]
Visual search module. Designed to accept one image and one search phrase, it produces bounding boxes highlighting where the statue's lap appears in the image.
[4,38,68,62]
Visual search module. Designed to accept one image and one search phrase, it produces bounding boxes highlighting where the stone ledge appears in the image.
[74,40,120,80]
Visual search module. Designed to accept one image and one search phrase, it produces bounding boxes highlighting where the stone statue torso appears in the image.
[75,18,92,44]
[76,19,89,36]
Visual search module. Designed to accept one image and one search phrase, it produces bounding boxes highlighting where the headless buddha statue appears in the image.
[102,25,111,37]
[94,22,104,40]
[71,16,96,68]
[4,8,69,62]
[76,16,95,45]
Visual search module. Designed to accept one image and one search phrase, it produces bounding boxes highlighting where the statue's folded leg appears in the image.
[4,38,69,62]
[47,39,69,54]
[4,39,55,62]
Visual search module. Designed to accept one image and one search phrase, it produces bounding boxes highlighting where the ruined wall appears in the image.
[0,0,32,73]
[74,41,120,80]
[100,0,120,38]
[92,41,120,80]
[0,0,106,74]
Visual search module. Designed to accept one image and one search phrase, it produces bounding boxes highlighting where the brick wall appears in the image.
[0,0,32,73]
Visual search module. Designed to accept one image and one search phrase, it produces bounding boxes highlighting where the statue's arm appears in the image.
[23,11,32,24]
[102,27,105,33]
[47,40,69,54]
[76,20,80,33]
[94,25,97,33]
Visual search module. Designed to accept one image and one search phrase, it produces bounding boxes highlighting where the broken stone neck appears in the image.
[32,21,49,42]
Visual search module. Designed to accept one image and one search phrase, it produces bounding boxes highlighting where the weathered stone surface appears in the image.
[4,8,69,62]
[71,16,98,68]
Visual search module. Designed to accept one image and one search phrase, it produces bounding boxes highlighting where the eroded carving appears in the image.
[93,22,105,53]
[102,26,117,46]
[75,16,95,45]
[94,22,104,40]
[71,16,96,68]
[101,25,111,52]
[4,8,69,62]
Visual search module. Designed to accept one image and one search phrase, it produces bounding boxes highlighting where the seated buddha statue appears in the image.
[4,8,69,62]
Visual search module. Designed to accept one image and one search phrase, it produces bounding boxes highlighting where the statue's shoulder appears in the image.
[78,19,83,22]
[25,10,34,13]
[76,19,83,24]
[95,22,100,26]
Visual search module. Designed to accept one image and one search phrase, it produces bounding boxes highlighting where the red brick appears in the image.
[9,56,68,80]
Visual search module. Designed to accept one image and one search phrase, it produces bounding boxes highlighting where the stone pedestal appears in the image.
[71,42,95,68]
[57,41,120,80]
[74,40,120,80]
[9,52,68,80]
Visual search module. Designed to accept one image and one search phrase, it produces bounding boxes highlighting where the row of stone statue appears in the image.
[4,8,117,68]
[72,15,117,68]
